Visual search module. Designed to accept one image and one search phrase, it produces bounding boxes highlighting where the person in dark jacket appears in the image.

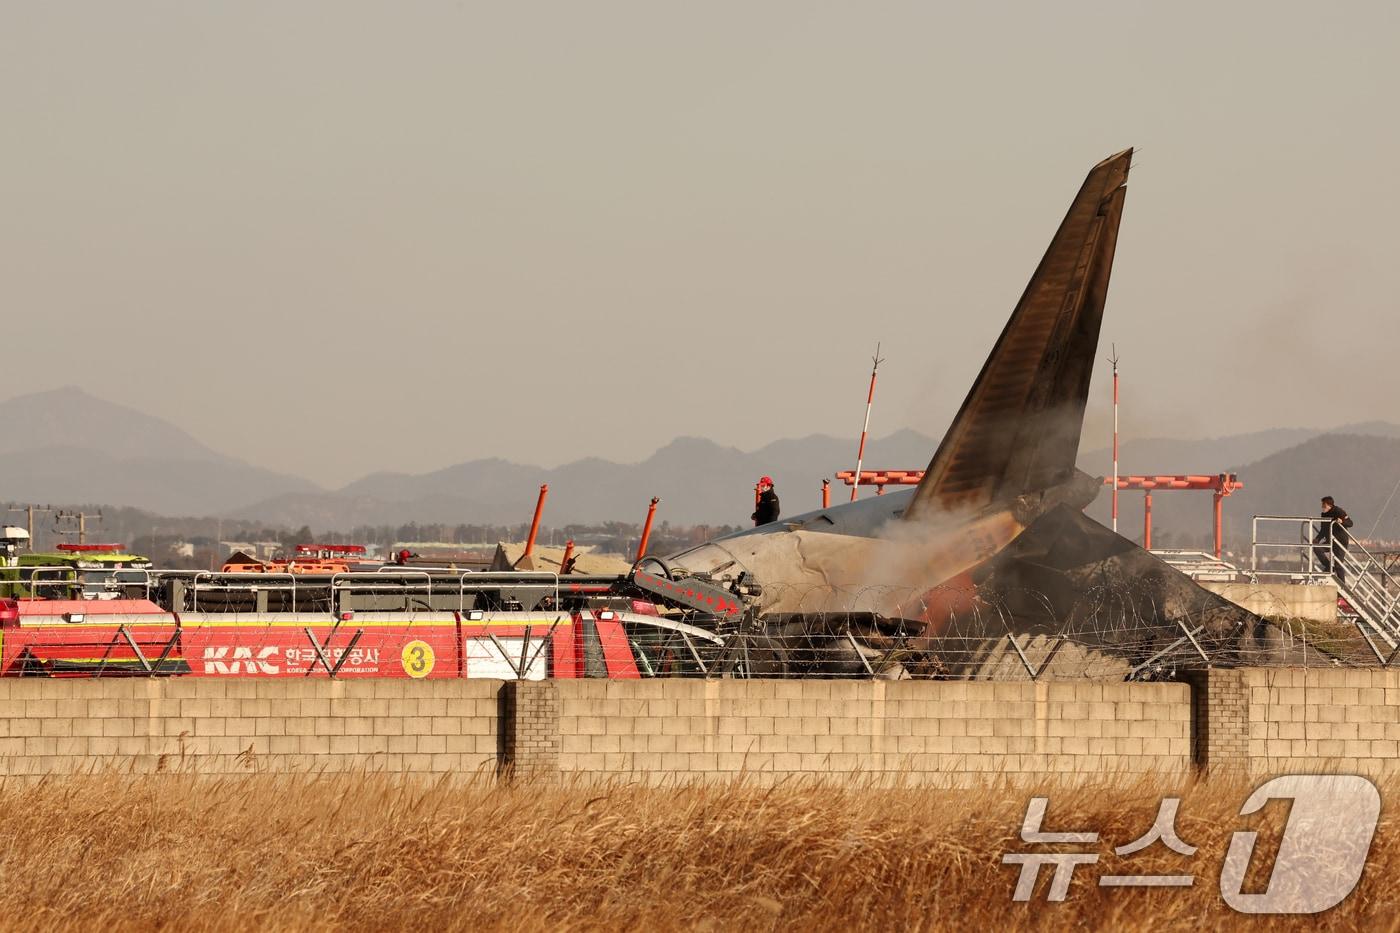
[1313,496,1354,584]
[752,476,780,526]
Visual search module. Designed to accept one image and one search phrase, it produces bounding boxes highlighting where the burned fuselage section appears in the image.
[637,489,1264,680]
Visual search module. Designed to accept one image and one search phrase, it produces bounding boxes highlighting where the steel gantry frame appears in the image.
[836,469,1244,558]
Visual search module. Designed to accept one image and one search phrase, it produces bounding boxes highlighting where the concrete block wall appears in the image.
[0,679,500,777]
[6,669,1400,782]
[1200,581,1338,622]
[552,679,1193,784]
[1240,668,1400,777]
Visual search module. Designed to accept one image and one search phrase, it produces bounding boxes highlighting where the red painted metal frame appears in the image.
[836,469,1244,558]
[836,470,922,488]
[1102,474,1244,557]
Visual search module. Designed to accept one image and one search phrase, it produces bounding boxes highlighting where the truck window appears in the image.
[627,623,711,677]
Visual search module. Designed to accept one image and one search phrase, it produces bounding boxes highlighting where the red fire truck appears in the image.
[0,598,722,680]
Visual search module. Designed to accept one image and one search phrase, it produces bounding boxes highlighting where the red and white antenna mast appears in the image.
[850,343,885,502]
[1109,345,1120,533]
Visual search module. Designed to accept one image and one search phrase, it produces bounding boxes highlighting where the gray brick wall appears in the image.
[1186,668,1250,773]
[3,670,1396,782]
[0,679,499,777]
[551,679,1193,785]
[499,680,560,782]
[1241,668,1400,776]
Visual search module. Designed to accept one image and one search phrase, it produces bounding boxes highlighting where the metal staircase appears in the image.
[1330,536,1400,655]
[1251,515,1400,655]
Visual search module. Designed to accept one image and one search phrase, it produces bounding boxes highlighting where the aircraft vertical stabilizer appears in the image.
[905,149,1132,523]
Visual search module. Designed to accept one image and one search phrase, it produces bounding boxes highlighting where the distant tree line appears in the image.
[5,502,742,570]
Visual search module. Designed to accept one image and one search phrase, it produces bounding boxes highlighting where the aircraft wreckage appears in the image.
[633,148,1270,680]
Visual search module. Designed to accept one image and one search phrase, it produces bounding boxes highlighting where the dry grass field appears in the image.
[1,771,1396,931]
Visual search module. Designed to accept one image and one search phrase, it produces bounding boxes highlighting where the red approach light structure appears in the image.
[838,470,1244,559]
[1104,473,1243,558]
[835,470,922,494]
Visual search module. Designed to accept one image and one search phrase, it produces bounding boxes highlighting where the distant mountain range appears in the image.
[229,431,941,527]
[0,388,318,515]
[5,386,1400,541]
[0,387,938,525]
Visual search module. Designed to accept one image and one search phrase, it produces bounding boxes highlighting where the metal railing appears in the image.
[178,568,574,613]
[1149,549,1239,581]
[1251,515,1337,581]
[189,571,300,611]
[0,565,154,600]
[329,571,436,612]
[1250,515,1400,651]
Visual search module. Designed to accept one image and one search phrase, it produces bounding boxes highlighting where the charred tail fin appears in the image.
[905,149,1131,523]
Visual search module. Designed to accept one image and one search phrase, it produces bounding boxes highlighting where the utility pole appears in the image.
[54,509,102,545]
[7,504,53,548]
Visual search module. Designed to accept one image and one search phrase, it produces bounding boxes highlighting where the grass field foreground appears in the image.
[0,772,1394,930]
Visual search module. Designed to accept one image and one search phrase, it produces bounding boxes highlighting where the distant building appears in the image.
[219,540,282,561]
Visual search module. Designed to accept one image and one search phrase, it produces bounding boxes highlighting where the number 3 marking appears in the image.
[401,640,435,678]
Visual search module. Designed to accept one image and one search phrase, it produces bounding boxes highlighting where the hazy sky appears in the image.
[5,2,1398,486]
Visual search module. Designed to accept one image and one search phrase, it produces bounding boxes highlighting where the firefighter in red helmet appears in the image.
[752,476,780,526]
